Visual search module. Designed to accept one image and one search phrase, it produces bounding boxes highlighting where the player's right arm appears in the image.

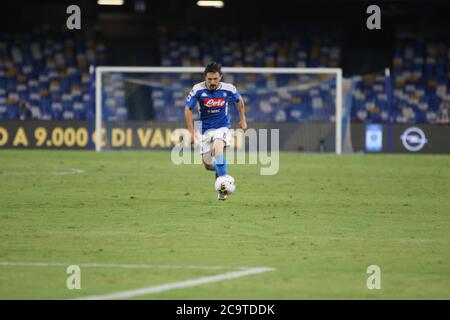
[185,87,198,144]
[184,106,195,144]
[236,96,247,132]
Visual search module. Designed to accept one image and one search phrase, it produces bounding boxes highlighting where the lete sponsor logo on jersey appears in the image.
[203,98,226,108]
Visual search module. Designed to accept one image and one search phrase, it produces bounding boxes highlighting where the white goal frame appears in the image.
[95,66,343,154]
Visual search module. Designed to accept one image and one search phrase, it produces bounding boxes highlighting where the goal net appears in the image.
[95,67,344,153]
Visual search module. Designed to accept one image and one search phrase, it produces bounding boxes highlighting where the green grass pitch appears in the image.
[0,150,449,299]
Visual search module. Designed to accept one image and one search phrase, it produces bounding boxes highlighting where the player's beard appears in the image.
[207,83,218,91]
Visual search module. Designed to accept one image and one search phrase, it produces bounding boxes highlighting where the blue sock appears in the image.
[214,154,227,176]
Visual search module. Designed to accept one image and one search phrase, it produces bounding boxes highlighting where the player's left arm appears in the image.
[236,96,247,132]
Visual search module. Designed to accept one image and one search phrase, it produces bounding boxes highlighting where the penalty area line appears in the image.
[74,267,275,300]
[51,168,85,175]
[0,261,258,271]
[1,168,85,175]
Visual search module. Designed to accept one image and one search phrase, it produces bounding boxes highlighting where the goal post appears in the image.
[95,66,343,154]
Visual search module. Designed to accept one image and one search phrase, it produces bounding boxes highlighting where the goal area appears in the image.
[95,67,344,154]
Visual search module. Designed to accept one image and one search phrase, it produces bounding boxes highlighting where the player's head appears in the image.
[204,62,222,91]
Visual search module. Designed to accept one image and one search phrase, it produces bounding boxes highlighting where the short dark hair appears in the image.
[204,62,222,75]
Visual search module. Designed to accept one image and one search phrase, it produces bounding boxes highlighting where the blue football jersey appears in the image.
[185,82,241,133]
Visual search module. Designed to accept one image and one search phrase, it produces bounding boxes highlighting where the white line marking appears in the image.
[75,267,275,300]
[2,168,85,175]
[52,168,84,175]
[0,261,252,270]
[0,261,275,300]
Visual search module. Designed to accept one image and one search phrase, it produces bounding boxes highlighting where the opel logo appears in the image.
[400,127,427,152]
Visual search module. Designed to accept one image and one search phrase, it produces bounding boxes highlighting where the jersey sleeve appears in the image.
[185,87,198,109]
[231,85,241,102]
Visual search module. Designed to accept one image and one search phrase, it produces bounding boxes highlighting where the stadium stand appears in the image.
[0,27,106,120]
[1,25,449,125]
[101,25,342,123]
[352,28,450,124]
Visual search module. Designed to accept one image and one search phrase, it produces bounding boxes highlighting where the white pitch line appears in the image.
[0,261,275,300]
[0,261,250,271]
[52,168,85,175]
[2,168,85,175]
[75,267,275,300]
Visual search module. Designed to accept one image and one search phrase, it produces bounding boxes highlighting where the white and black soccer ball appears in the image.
[214,175,236,193]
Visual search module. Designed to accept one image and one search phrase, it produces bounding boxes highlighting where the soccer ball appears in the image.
[215,175,236,193]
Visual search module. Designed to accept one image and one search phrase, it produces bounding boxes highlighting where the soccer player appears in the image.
[184,62,247,200]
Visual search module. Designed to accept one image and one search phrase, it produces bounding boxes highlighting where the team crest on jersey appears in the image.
[203,98,226,108]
